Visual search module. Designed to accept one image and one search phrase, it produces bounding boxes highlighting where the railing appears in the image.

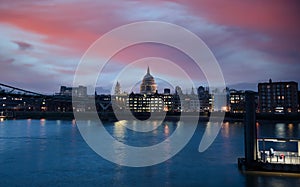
[258,151,300,165]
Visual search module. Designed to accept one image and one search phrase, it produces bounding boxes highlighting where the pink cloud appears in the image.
[0,0,299,92]
[180,0,300,58]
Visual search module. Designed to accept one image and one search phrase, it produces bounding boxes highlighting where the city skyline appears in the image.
[1,1,300,94]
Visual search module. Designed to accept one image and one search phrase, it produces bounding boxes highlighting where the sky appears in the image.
[0,0,300,94]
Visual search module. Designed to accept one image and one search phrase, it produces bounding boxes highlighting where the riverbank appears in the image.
[1,111,300,122]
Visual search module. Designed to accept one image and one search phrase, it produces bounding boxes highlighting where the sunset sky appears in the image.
[0,0,300,94]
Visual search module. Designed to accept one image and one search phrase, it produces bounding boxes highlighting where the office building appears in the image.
[258,79,298,114]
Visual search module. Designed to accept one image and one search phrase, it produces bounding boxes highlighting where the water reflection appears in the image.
[27,118,31,125]
[26,119,31,137]
[164,124,169,136]
[39,120,46,137]
[246,173,300,187]
[118,120,161,132]
[258,121,299,139]
[1,120,300,186]
[72,119,76,126]
[275,123,285,138]
[114,120,126,139]
[112,120,175,147]
[222,122,230,138]
[288,123,294,137]
[40,118,46,126]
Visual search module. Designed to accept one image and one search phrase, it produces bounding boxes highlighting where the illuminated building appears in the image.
[114,81,121,95]
[127,67,163,112]
[181,88,200,112]
[128,92,164,112]
[163,89,173,111]
[258,79,298,114]
[230,89,245,113]
[197,86,210,112]
[140,67,157,95]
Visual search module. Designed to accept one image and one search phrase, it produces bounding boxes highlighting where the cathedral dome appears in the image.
[140,67,157,94]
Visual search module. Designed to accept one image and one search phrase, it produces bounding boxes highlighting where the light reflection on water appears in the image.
[222,122,230,138]
[257,121,299,152]
[275,123,286,138]
[257,121,300,139]
[288,123,294,137]
[164,124,169,136]
[0,119,299,186]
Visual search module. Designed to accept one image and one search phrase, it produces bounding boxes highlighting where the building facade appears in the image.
[60,86,87,97]
[197,86,210,112]
[127,92,164,112]
[140,67,157,95]
[258,79,298,114]
[229,89,245,113]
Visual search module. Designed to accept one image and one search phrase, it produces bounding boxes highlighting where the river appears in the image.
[0,119,300,186]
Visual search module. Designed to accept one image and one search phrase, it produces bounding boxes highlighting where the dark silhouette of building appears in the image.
[197,86,210,112]
[60,85,87,97]
[164,88,171,94]
[175,86,183,95]
[298,91,300,112]
[258,79,298,114]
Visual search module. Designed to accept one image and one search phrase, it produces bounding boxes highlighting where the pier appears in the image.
[238,91,300,173]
